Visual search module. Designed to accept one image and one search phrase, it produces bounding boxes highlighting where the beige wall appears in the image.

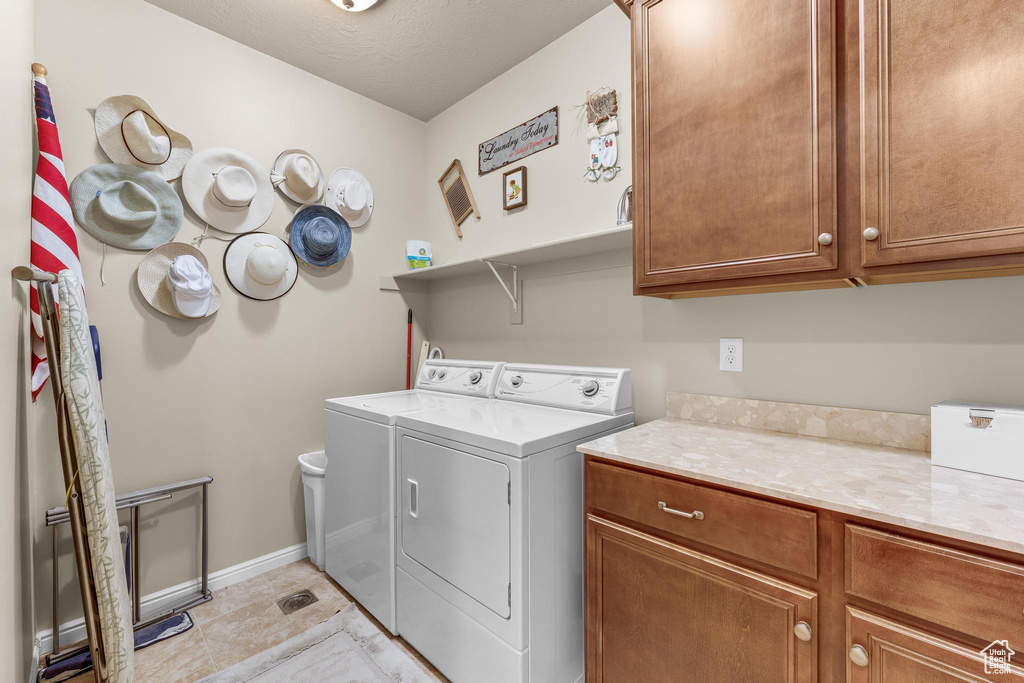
[424,6,632,262]
[422,7,1024,423]
[1,0,38,677]
[34,0,429,633]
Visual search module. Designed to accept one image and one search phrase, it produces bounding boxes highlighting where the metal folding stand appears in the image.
[44,477,213,666]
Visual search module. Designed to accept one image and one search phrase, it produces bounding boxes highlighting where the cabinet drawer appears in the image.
[845,524,1024,651]
[586,459,817,578]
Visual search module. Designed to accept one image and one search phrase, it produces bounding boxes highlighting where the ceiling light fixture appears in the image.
[331,0,384,11]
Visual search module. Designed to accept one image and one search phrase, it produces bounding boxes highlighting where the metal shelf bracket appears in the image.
[482,259,518,313]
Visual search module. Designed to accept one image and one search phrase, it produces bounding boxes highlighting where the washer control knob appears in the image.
[510,375,524,388]
[435,369,447,380]
[469,371,482,385]
[425,368,436,379]
[582,380,600,397]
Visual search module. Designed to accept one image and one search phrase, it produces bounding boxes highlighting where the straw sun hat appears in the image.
[95,95,193,181]
[69,163,183,250]
[182,148,275,234]
[137,243,222,320]
[223,232,298,301]
[270,149,324,204]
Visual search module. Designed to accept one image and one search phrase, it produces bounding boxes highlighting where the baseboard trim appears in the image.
[36,542,307,657]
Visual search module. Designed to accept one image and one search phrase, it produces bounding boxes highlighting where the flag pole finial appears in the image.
[31,63,47,77]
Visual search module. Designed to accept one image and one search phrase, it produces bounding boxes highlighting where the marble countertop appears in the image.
[579,417,1024,556]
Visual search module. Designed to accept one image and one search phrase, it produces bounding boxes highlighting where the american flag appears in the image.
[30,66,84,401]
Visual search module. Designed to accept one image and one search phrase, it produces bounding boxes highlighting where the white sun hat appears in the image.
[182,148,275,234]
[270,149,325,204]
[94,95,193,181]
[326,168,374,228]
[222,232,298,301]
[137,242,221,320]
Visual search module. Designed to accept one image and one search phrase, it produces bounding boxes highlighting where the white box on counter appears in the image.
[931,401,1024,481]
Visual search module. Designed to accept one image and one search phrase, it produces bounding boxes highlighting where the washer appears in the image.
[323,359,504,634]
[393,363,633,683]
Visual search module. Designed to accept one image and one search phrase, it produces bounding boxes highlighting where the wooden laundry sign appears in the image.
[478,107,559,175]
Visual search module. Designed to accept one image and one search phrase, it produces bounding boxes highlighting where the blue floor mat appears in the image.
[37,611,195,683]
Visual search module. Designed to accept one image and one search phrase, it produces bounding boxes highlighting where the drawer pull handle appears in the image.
[658,501,704,520]
[849,644,869,667]
[793,621,812,642]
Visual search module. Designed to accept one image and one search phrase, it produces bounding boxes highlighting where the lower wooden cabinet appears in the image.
[586,516,817,683]
[846,608,1024,681]
[586,457,1024,682]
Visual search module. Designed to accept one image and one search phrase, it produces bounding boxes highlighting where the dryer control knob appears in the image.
[469,371,482,385]
[582,380,600,397]
[510,375,524,388]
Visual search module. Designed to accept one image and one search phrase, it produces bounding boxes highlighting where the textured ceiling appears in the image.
[146,0,613,121]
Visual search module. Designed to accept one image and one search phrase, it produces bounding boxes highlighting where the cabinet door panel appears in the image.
[586,515,817,682]
[847,607,1024,682]
[860,0,1024,267]
[634,0,837,287]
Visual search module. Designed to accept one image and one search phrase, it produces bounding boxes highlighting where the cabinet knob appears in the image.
[849,644,869,667]
[817,233,833,246]
[863,227,880,241]
[793,621,812,642]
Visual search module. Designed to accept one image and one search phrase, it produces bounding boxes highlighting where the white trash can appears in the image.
[298,450,327,570]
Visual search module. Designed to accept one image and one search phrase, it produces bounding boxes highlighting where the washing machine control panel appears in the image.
[417,360,505,397]
[495,364,632,414]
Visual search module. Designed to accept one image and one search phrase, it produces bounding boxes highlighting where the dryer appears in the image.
[323,359,504,634]
[393,364,633,683]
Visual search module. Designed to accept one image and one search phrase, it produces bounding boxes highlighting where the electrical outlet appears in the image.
[719,338,743,372]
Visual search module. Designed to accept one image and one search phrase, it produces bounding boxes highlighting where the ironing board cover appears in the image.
[57,271,134,681]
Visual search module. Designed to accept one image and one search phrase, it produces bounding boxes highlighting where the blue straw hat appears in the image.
[286,205,352,268]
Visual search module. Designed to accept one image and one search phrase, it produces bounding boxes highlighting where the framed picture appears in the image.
[503,166,527,210]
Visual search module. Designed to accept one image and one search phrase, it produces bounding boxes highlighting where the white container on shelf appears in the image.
[931,402,1024,482]
[299,450,327,570]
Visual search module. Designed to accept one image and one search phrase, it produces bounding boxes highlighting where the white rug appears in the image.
[198,605,437,682]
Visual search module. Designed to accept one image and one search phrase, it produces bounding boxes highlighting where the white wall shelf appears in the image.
[378,223,632,291]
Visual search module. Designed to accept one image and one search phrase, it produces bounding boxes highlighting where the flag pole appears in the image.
[27,62,110,683]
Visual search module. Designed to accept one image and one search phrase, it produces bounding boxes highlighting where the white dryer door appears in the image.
[400,435,511,618]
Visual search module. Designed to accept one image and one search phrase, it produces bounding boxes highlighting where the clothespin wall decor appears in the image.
[575,88,622,183]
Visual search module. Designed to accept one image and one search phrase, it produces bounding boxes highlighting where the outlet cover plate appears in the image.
[720,338,743,372]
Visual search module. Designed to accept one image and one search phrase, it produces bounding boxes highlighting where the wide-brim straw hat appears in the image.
[271,149,325,204]
[326,168,374,228]
[285,205,352,269]
[182,148,275,234]
[95,95,193,181]
[69,163,183,250]
[137,243,222,320]
[223,232,298,301]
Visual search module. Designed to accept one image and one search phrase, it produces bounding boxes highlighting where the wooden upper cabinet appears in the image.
[587,516,818,683]
[633,0,837,291]
[860,0,1024,267]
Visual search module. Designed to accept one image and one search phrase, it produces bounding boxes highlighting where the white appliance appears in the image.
[394,363,633,683]
[932,401,1024,481]
[323,359,504,634]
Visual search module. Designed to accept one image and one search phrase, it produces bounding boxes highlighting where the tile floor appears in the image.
[53,559,445,682]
